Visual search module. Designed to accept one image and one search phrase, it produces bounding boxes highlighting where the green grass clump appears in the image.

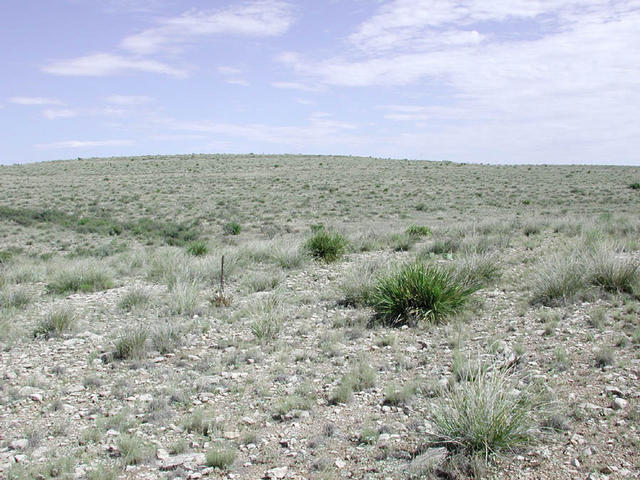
[113,328,149,360]
[205,444,236,469]
[223,221,242,235]
[629,182,640,190]
[186,240,209,256]
[370,263,477,326]
[589,254,638,294]
[406,225,432,237]
[329,359,376,404]
[429,365,538,458]
[46,261,114,294]
[118,434,151,465]
[531,256,588,306]
[33,306,76,338]
[304,229,348,262]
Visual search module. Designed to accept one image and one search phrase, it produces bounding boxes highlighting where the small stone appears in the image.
[29,393,43,403]
[265,466,288,479]
[138,393,153,402]
[604,386,623,397]
[223,431,240,440]
[572,458,580,468]
[157,448,170,460]
[241,416,255,425]
[335,459,346,469]
[611,397,627,410]
[66,384,85,394]
[9,439,29,450]
[13,454,27,463]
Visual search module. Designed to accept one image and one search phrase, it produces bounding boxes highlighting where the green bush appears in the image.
[629,182,640,190]
[369,263,477,326]
[304,229,348,262]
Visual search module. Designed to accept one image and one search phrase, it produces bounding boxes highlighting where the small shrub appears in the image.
[273,394,315,419]
[223,221,242,235]
[370,262,477,326]
[629,182,640,190]
[329,359,376,404]
[383,382,417,406]
[114,328,149,360]
[304,229,348,262]
[429,364,539,458]
[338,259,384,307]
[589,254,638,294]
[118,287,150,312]
[453,253,500,289]
[389,233,417,252]
[247,295,284,342]
[206,444,236,469]
[186,240,209,256]
[243,271,282,293]
[33,306,76,338]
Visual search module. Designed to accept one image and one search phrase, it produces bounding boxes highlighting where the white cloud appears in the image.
[226,79,250,86]
[35,139,134,149]
[106,95,155,105]
[271,81,323,92]
[9,96,64,106]
[42,109,78,120]
[42,53,187,77]
[217,66,243,75]
[120,1,295,55]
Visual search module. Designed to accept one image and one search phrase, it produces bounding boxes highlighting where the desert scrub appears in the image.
[113,328,149,360]
[429,364,540,459]
[118,287,151,311]
[530,254,589,306]
[406,224,432,237]
[329,358,376,404]
[369,262,477,326]
[46,259,114,294]
[0,286,32,309]
[242,270,282,293]
[151,321,183,354]
[304,228,348,262]
[33,306,76,338]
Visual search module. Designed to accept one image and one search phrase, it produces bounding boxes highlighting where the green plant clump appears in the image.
[304,229,348,262]
[406,225,432,237]
[186,240,209,256]
[370,262,477,326]
[223,221,242,235]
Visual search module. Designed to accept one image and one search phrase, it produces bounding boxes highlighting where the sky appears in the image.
[1,0,639,165]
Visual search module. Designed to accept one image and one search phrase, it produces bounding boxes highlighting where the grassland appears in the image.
[0,154,639,479]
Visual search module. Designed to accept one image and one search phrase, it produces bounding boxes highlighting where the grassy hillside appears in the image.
[1,155,639,479]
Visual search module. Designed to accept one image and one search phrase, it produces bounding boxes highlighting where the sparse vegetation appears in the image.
[304,229,348,262]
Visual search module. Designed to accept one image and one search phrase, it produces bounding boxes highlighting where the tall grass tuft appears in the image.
[47,260,114,294]
[369,262,477,326]
[429,364,539,458]
[304,229,348,262]
[33,306,76,338]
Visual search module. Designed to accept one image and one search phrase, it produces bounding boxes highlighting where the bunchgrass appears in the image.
[205,443,236,469]
[118,287,151,312]
[429,364,539,459]
[186,240,209,256]
[304,229,348,262]
[113,328,149,360]
[369,262,477,326]
[118,434,152,465]
[46,260,114,294]
[168,280,201,316]
[0,286,32,309]
[33,306,76,338]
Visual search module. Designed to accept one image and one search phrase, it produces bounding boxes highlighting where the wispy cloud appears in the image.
[9,96,64,106]
[120,1,295,55]
[35,139,134,149]
[42,109,78,120]
[271,81,323,92]
[42,53,187,77]
[105,95,155,105]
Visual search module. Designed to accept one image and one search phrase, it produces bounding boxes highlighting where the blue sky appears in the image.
[1,0,639,165]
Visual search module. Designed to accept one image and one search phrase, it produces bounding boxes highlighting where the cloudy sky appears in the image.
[1,0,639,165]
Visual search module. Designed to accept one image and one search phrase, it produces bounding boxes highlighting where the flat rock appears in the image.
[265,466,288,479]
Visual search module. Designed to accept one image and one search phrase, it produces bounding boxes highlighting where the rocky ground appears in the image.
[1,229,639,480]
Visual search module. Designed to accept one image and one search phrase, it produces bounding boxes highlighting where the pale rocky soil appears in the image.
[1,232,639,480]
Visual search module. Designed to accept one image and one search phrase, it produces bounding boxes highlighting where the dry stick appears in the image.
[220,255,225,296]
